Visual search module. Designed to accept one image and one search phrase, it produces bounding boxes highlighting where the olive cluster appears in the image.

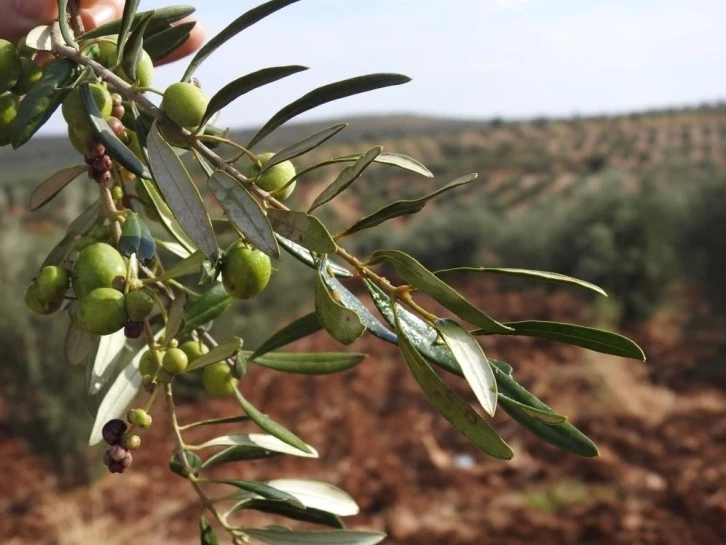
[100,408,150,473]
[0,38,42,146]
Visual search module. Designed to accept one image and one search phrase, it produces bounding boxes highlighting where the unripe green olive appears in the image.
[161,82,208,129]
[0,91,20,147]
[221,241,272,300]
[35,265,69,303]
[123,434,141,450]
[75,287,128,336]
[13,57,42,94]
[62,82,113,135]
[127,408,152,428]
[0,39,21,93]
[246,152,297,200]
[180,340,209,362]
[162,347,189,374]
[139,348,163,377]
[92,39,153,87]
[72,242,127,297]
[24,283,63,314]
[125,290,154,322]
[68,125,90,155]
[202,362,239,398]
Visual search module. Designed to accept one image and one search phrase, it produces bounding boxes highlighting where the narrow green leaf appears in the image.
[147,123,218,258]
[228,500,344,529]
[341,173,478,237]
[24,24,53,51]
[245,529,387,545]
[309,147,381,212]
[81,83,149,178]
[181,283,234,334]
[249,312,322,360]
[436,318,497,417]
[395,322,512,459]
[144,21,196,62]
[319,263,397,343]
[149,251,204,282]
[267,210,337,254]
[492,361,599,456]
[200,515,219,545]
[88,330,127,396]
[208,171,279,258]
[266,479,359,517]
[499,395,567,425]
[435,267,607,297]
[369,250,512,334]
[42,200,101,268]
[79,6,196,39]
[116,0,141,65]
[259,123,346,173]
[292,152,433,185]
[476,321,646,361]
[248,73,411,149]
[56,1,74,47]
[137,177,196,252]
[202,65,309,127]
[120,10,152,83]
[29,165,86,211]
[11,58,76,148]
[248,351,365,375]
[276,235,351,277]
[184,337,243,372]
[197,433,318,459]
[183,0,301,81]
[365,280,598,456]
[315,270,366,345]
[333,152,433,177]
[234,389,314,454]
[215,480,303,508]
[165,292,188,343]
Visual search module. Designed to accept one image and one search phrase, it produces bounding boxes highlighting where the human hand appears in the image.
[0,0,204,64]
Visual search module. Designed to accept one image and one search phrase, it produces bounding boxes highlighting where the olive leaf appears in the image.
[291,152,433,185]
[267,210,337,254]
[147,123,218,258]
[308,147,381,212]
[314,269,366,345]
[79,6,196,39]
[200,515,219,545]
[120,10,152,83]
[115,0,141,65]
[258,123,347,173]
[214,480,304,508]
[181,283,233,335]
[201,65,309,128]
[368,249,513,334]
[248,351,366,375]
[264,479,360,516]
[249,312,323,359]
[248,73,411,149]
[340,173,479,237]
[42,200,101,268]
[276,235,351,277]
[225,499,344,529]
[244,529,387,545]
[184,337,243,373]
[144,21,197,62]
[29,165,86,211]
[207,170,279,258]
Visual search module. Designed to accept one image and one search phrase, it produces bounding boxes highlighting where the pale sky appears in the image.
[43,0,726,133]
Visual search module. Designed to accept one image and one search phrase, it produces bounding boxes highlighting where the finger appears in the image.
[0,0,57,43]
[79,0,123,32]
[154,18,206,66]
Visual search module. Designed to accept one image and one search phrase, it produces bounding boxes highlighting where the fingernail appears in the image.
[15,0,47,19]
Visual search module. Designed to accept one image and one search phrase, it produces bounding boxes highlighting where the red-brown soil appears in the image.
[2,284,725,545]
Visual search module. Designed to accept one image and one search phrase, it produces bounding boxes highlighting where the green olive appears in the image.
[202,362,239,398]
[35,265,69,303]
[180,340,209,362]
[221,241,272,300]
[72,242,127,298]
[125,290,154,322]
[161,82,208,128]
[127,408,152,428]
[24,283,63,314]
[246,152,297,200]
[75,287,128,336]
[0,39,21,93]
[62,82,113,135]
[139,348,163,377]
[13,57,42,94]
[0,91,20,147]
[162,347,189,375]
[92,39,153,87]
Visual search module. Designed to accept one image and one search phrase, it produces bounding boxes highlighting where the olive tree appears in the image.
[2,1,645,544]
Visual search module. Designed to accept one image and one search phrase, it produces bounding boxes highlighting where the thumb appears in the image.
[0,0,58,43]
